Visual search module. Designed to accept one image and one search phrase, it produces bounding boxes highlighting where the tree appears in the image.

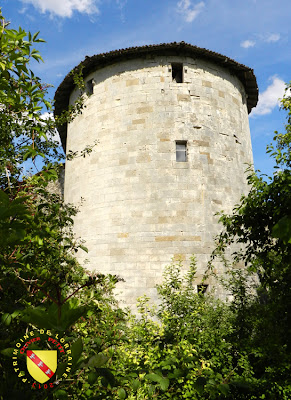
[0,10,125,400]
[210,82,291,399]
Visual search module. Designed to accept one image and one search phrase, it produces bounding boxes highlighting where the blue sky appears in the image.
[2,0,291,177]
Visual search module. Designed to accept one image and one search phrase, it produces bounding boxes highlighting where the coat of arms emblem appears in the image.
[26,350,57,383]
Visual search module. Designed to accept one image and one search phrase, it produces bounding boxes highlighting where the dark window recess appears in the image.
[172,63,183,83]
[197,284,208,295]
[86,79,94,95]
[176,141,187,162]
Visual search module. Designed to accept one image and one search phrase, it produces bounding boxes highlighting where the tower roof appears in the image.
[54,42,258,150]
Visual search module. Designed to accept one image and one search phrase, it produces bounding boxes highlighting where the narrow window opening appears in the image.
[86,79,94,95]
[172,63,183,83]
[197,284,208,295]
[176,141,187,162]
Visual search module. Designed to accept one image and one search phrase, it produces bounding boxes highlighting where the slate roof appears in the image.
[54,42,258,150]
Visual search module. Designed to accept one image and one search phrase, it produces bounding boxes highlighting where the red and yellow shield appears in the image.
[26,350,57,383]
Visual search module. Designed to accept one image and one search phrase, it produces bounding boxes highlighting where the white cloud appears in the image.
[241,40,256,48]
[265,33,280,43]
[241,33,280,49]
[177,0,205,23]
[41,112,54,120]
[41,112,61,144]
[250,76,286,117]
[116,0,127,9]
[20,0,100,18]
[116,0,127,22]
[19,6,28,14]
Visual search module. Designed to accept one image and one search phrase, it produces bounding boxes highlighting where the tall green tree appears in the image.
[211,83,291,399]
[0,10,124,400]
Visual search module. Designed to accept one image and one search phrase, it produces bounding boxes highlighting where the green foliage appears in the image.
[0,9,125,400]
[109,259,254,400]
[210,82,291,399]
[0,11,59,183]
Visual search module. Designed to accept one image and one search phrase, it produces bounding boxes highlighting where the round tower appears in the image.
[55,42,258,306]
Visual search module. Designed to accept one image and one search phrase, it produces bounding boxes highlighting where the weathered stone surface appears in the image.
[64,54,254,307]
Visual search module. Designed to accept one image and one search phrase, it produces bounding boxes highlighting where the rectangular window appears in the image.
[86,79,94,95]
[172,63,183,83]
[197,284,208,295]
[176,141,187,162]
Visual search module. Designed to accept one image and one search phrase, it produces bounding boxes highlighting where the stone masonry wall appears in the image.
[64,55,253,307]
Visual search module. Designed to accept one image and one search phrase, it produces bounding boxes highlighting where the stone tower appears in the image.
[54,42,258,306]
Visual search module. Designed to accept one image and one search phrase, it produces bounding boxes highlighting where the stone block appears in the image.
[137,106,153,114]
[132,118,145,125]
[118,233,129,238]
[177,94,191,101]
[202,80,212,88]
[126,78,139,86]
